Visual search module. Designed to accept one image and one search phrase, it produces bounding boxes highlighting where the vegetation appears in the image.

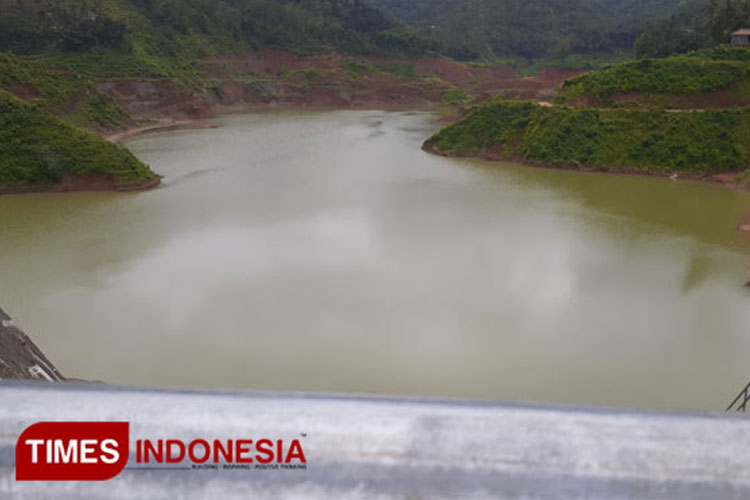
[472,53,631,77]
[1,0,745,190]
[635,0,750,58]
[557,54,750,105]
[376,63,417,79]
[0,52,82,107]
[0,0,441,125]
[339,57,377,77]
[686,44,750,61]
[0,0,433,59]
[429,101,537,152]
[440,86,470,105]
[428,100,750,173]
[0,90,156,189]
[0,52,140,131]
[367,0,695,60]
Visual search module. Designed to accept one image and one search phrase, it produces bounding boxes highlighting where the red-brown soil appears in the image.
[739,214,750,232]
[8,85,40,100]
[96,80,214,122]
[199,49,583,108]
[611,90,750,109]
[95,49,582,130]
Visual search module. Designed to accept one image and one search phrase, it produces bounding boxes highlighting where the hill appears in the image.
[425,99,750,176]
[425,45,750,187]
[367,0,699,60]
[635,0,750,58]
[0,0,703,64]
[0,90,157,191]
[0,0,431,59]
[556,47,750,108]
[0,0,445,133]
[0,0,725,193]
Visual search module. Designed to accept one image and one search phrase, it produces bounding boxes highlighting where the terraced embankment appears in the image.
[426,47,750,191]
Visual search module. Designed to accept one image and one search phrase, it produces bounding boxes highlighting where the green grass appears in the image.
[0,53,83,107]
[557,54,750,105]
[0,90,156,188]
[684,46,750,63]
[428,100,750,173]
[339,58,377,78]
[0,49,206,131]
[74,94,131,129]
[471,52,631,77]
[440,86,470,105]
[376,63,417,79]
[429,100,537,153]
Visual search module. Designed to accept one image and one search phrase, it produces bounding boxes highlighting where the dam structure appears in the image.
[0,308,63,382]
[1,308,750,498]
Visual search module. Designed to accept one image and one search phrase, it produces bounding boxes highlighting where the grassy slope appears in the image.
[0,52,140,131]
[0,90,156,189]
[427,100,750,174]
[557,47,750,107]
[0,0,438,190]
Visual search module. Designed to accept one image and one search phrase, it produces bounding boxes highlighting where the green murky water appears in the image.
[1,110,749,411]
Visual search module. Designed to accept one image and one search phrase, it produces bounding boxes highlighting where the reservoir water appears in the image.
[1,110,750,411]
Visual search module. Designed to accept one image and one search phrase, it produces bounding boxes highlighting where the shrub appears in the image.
[428,100,750,173]
[0,90,156,188]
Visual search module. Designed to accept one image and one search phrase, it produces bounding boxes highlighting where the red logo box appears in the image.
[16,422,129,481]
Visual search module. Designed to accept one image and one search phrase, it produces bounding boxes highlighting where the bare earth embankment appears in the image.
[97,49,582,143]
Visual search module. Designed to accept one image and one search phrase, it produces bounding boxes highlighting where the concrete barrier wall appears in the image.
[1,383,750,499]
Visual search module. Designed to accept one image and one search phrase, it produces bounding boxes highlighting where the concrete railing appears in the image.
[2,383,750,499]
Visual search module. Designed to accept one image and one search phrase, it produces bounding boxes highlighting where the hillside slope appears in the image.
[425,99,750,177]
[0,0,430,59]
[0,90,157,191]
[557,47,750,108]
[367,0,699,59]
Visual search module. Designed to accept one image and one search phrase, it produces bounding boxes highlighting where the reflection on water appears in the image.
[1,110,750,411]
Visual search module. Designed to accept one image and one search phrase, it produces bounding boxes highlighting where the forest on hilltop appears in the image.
[367,0,702,59]
[0,0,726,62]
[0,0,433,58]
[636,0,750,57]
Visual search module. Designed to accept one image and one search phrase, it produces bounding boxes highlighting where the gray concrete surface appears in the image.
[1,383,750,499]
[0,308,63,382]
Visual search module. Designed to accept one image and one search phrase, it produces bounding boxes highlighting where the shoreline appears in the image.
[422,140,750,232]
[0,174,162,197]
[106,102,448,145]
[422,140,750,193]
[6,104,750,204]
[2,104,444,198]
[105,118,222,144]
